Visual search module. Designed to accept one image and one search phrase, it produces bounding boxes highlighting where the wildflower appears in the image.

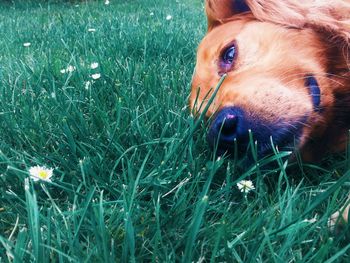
[105,0,110,4]
[90,62,99,69]
[88,28,96,32]
[85,80,92,90]
[91,73,101,80]
[166,15,172,21]
[202,195,208,202]
[237,180,255,194]
[23,42,31,47]
[67,65,76,72]
[60,65,76,74]
[303,218,317,224]
[150,12,154,16]
[29,166,53,182]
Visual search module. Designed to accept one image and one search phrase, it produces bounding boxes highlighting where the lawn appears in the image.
[1,0,350,262]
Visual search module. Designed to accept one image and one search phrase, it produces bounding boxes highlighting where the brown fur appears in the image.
[206,0,350,44]
[191,0,350,226]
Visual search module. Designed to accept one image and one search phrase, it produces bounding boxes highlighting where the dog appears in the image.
[189,0,350,225]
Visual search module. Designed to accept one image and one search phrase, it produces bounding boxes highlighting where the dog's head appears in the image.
[190,0,350,159]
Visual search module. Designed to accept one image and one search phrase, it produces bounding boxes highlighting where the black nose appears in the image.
[220,113,238,136]
[207,107,248,154]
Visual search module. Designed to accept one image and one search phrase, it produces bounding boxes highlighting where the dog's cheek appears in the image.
[299,93,336,160]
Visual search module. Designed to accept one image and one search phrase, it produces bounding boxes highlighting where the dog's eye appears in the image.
[219,44,237,74]
[222,46,236,65]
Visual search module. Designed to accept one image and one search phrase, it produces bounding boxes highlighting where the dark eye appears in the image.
[219,44,237,74]
[222,45,236,65]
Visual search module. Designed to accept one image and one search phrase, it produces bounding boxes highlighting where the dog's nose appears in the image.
[207,107,248,153]
[217,113,238,136]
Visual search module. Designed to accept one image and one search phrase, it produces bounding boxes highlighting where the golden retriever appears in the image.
[189,0,350,225]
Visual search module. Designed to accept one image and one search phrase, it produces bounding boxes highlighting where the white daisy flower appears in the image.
[90,62,99,69]
[29,166,54,182]
[150,12,154,16]
[60,69,66,74]
[105,0,110,4]
[303,217,317,224]
[91,73,101,80]
[85,80,92,90]
[23,42,31,47]
[88,28,96,32]
[166,15,172,20]
[66,65,76,72]
[237,180,255,194]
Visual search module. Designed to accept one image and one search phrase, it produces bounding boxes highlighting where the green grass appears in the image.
[1,0,350,262]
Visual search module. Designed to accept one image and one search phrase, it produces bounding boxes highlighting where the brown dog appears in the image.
[190,0,350,224]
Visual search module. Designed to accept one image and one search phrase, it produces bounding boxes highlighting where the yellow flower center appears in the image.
[38,170,48,179]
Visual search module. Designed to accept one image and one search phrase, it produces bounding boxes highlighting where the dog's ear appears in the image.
[206,0,251,31]
[245,0,350,45]
[206,0,350,45]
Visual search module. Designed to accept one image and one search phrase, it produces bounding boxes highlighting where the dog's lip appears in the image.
[209,121,304,157]
[214,137,298,157]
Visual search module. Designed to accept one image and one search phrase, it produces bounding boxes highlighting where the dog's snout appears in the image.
[207,107,246,153]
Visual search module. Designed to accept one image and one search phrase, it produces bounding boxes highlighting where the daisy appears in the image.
[237,180,255,194]
[150,12,154,16]
[29,166,54,182]
[105,0,110,4]
[60,69,66,74]
[91,73,101,80]
[85,80,92,90]
[90,62,99,69]
[66,65,76,72]
[88,28,96,32]
[166,15,172,21]
[23,42,31,47]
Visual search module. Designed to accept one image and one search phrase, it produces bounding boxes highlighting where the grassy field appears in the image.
[1,0,350,262]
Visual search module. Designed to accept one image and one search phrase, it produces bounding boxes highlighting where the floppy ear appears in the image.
[205,0,251,30]
[206,0,350,45]
[245,0,350,45]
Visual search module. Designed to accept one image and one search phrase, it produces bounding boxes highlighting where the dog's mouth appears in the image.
[207,107,306,158]
[208,124,304,158]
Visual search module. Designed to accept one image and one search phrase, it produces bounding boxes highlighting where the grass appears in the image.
[0,0,350,262]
